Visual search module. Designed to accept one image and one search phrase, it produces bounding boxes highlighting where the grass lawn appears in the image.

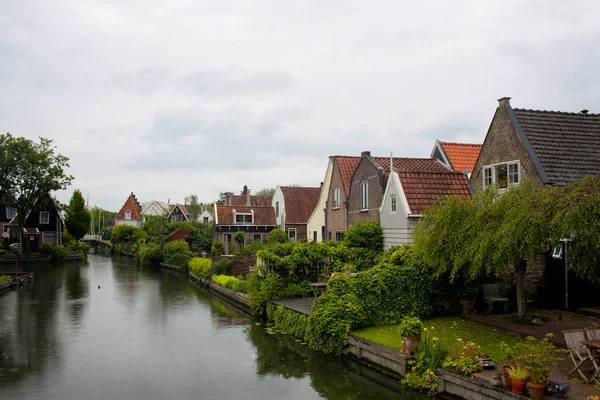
[352,316,525,362]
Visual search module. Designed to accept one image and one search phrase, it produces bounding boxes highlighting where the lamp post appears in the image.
[560,238,572,310]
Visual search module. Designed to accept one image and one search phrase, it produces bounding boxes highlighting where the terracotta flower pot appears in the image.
[501,364,512,388]
[526,382,545,399]
[401,335,420,354]
[511,379,526,395]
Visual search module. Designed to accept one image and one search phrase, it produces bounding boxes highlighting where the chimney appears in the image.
[581,109,589,114]
[246,187,251,206]
[320,182,323,188]
[361,151,371,157]
[498,97,511,107]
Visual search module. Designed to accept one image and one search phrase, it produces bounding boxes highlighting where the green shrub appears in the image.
[400,316,423,337]
[212,259,232,275]
[40,243,68,263]
[402,328,444,393]
[189,257,211,279]
[268,229,289,245]
[163,240,191,268]
[272,306,310,340]
[212,274,248,293]
[211,240,224,257]
[239,241,265,256]
[344,220,383,252]
[0,275,11,284]
[138,243,161,267]
[234,231,245,245]
[78,243,90,261]
[111,224,139,245]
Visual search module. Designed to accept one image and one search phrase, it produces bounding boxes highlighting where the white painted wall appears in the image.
[379,169,420,249]
[272,186,286,230]
[199,210,213,223]
[307,159,333,242]
[141,201,168,217]
[114,219,143,228]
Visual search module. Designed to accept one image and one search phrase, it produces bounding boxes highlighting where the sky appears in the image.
[2,1,600,211]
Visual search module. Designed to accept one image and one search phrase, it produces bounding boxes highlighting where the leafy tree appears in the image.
[2,135,73,252]
[143,215,170,254]
[344,220,383,252]
[255,188,275,196]
[268,229,289,245]
[217,191,233,205]
[65,190,91,240]
[234,231,245,246]
[185,194,200,221]
[0,133,20,202]
[89,206,116,234]
[111,224,139,245]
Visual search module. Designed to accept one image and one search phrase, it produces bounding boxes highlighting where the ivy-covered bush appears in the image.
[111,224,139,245]
[40,243,68,262]
[342,220,384,271]
[234,231,245,246]
[137,243,161,267]
[267,229,289,245]
[239,241,265,256]
[163,240,191,268]
[212,259,232,275]
[188,257,211,279]
[211,240,224,257]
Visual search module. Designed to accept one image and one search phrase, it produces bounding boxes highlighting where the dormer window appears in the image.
[235,213,253,224]
[482,161,520,191]
[39,212,49,224]
[125,210,132,220]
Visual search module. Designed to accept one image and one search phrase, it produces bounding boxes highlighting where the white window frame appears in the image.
[39,211,50,224]
[235,213,253,224]
[288,228,296,242]
[482,160,520,191]
[6,207,17,219]
[42,231,56,244]
[224,233,232,243]
[275,201,279,217]
[390,195,397,213]
[203,217,209,223]
[125,210,132,220]
[360,181,368,211]
[332,187,340,209]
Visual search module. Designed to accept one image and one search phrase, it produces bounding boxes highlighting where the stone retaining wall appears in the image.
[438,368,526,400]
[347,336,412,377]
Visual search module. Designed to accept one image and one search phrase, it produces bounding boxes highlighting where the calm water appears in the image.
[0,255,427,400]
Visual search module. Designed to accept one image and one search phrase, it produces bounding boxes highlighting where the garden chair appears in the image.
[482,283,508,314]
[585,327,600,359]
[563,329,593,382]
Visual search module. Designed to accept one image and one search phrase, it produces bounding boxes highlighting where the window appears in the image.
[390,195,397,213]
[235,213,253,224]
[3,225,10,233]
[224,234,232,243]
[125,210,132,220]
[39,212,50,224]
[335,231,345,241]
[482,161,520,190]
[313,231,317,242]
[332,187,340,208]
[6,207,17,219]
[275,202,279,217]
[253,234,262,242]
[288,228,296,242]
[42,231,56,244]
[328,231,332,241]
[203,217,209,223]
[360,181,368,210]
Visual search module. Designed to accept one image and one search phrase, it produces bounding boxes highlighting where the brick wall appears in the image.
[347,155,385,227]
[326,159,348,240]
[471,103,543,192]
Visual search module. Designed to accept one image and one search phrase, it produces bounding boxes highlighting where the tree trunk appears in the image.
[515,258,527,318]
[18,219,30,254]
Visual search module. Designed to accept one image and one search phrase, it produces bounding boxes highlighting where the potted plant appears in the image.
[545,379,570,398]
[508,365,528,395]
[459,283,479,315]
[399,316,423,354]
[499,342,513,389]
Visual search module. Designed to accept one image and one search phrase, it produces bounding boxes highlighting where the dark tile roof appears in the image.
[375,157,449,177]
[439,142,482,173]
[115,193,142,220]
[280,186,321,224]
[513,109,600,186]
[334,156,361,197]
[215,205,277,226]
[397,171,471,215]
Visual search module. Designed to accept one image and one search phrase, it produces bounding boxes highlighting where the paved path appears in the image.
[272,298,315,315]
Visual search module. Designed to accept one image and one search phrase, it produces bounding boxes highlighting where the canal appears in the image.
[0,255,428,399]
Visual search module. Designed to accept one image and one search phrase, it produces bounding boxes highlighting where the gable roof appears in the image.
[397,171,471,215]
[333,156,361,197]
[375,157,450,176]
[215,205,277,226]
[280,186,321,224]
[167,228,195,241]
[227,195,272,207]
[115,193,142,220]
[508,108,600,186]
[439,142,482,173]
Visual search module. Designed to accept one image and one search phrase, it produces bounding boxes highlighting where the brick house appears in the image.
[472,97,600,192]
[272,186,321,241]
[213,204,277,251]
[223,185,272,207]
[346,151,450,228]
[379,167,470,249]
[115,192,143,228]
[324,155,361,241]
[430,140,482,175]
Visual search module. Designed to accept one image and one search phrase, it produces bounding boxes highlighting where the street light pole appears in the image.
[560,238,572,311]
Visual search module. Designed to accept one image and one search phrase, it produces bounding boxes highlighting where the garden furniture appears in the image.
[563,329,594,382]
[309,282,327,298]
[482,283,508,314]
[580,340,600,382]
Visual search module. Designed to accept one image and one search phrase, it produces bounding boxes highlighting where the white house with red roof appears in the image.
[307,158,334,242]
[430,140,482,176]
[379,159,471,249]
[272,185,321,241]
[141,200,169,219]
[115,192,143,228]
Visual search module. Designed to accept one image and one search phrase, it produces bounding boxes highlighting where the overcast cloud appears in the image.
[2,0,600,210]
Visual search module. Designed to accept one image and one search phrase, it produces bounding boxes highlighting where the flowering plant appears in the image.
[443,341,485,375]
[545,379,570,398]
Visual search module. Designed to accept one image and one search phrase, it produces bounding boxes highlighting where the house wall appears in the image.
[325,158,349,241]
[347,155,385,227]
[379,172,420,249]
[141,202,167,217]
[272,187,285,230]
[285,223,307,241]
[115,219,142,228]
[471,104,542,192]
[199,210,213,223]
[169,206,188,222]
[307,160,332,242]
[26,207,64,248]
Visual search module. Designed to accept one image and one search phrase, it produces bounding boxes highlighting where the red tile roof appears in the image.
[397,171,471,215]
[280,186,321,224]
[228,195,272,207]
[167,228,194,241]
[215,205,277,226]
[440,142,482,173]
[334,156,361,197]
[115,193,142,220]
